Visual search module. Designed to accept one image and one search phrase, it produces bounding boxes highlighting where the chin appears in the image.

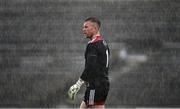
[86,36,92,39]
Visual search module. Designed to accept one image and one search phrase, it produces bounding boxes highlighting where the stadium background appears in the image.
[0,0,179,108]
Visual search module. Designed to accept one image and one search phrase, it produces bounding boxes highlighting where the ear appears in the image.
[94,24,99,31]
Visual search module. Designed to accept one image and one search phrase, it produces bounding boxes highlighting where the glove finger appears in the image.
[72,91,76,100]
[68,89,73,99]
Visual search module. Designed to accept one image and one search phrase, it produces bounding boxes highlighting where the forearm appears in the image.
[80,65,98,82]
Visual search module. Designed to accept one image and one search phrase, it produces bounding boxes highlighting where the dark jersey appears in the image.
[80,36,110,83]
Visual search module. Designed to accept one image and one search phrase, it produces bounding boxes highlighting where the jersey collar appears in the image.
[88,36,103,44]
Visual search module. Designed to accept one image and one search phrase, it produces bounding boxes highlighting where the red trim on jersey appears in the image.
[88,36,103,44]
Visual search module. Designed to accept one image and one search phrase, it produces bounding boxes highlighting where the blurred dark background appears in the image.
[0,0,179,108]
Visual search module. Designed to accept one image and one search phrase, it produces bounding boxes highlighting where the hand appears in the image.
[68,84,80,100]
[68,78,84,100]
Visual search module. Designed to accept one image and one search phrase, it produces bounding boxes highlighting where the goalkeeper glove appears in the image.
[68,78,84,100]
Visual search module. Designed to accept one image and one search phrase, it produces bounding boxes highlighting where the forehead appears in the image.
[83,21,94,27]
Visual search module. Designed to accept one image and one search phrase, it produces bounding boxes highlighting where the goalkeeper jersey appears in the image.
[80,36,110,83]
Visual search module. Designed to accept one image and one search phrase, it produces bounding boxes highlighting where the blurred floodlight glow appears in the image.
[128,55,147,62]
[119,49,147,62]
[119,49,128,60]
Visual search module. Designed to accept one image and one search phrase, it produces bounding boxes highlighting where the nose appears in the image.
[83,28,85,31]
[83,29,86,33]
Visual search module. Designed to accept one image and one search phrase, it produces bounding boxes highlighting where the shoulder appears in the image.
[92,40,108,48]
[87,36,108,49]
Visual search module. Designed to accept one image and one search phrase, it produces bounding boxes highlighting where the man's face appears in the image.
[83,21,97,38]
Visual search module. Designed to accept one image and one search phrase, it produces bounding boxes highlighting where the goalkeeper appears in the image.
[68,17,110,108]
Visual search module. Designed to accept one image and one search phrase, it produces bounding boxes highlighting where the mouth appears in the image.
[83,32,87,35]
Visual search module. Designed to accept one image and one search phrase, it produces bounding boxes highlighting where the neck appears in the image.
[90,32,100,40]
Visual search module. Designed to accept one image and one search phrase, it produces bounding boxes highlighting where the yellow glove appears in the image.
[68,78,84,100]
